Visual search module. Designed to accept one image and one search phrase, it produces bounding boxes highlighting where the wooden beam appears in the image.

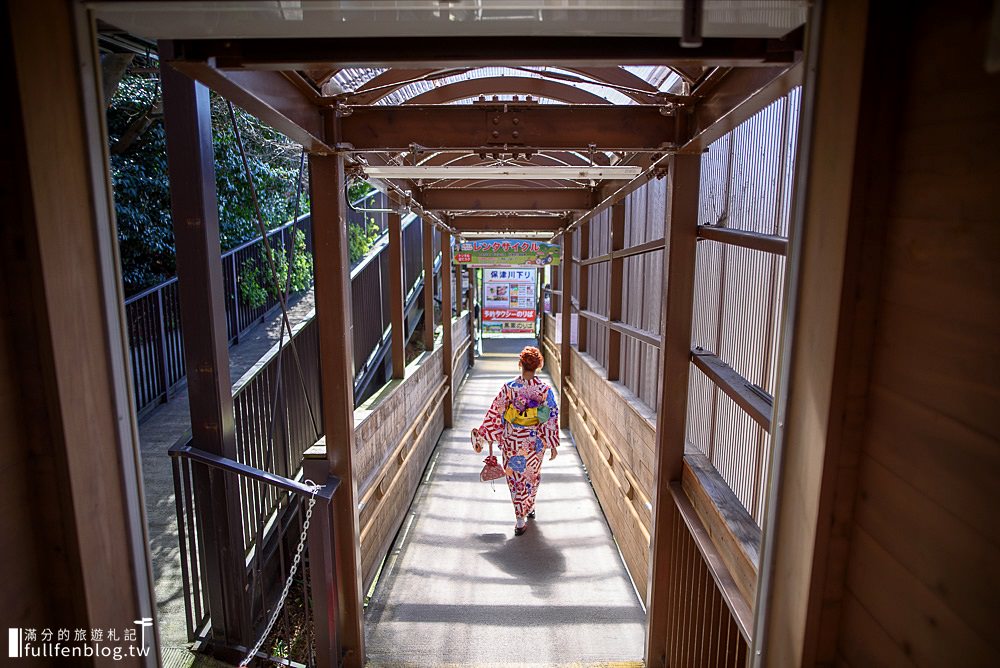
[561,62,802,237]
[691,349,774,431]
[698,224,789,255]
[578,221,590,352]
[171,35,803,70]
[582,237,667,265]
[646,153,701,668]
[334,105,677,152]
[606,202,626,381]
[682,454,761,618]
[162,63,248,648]
[422,188,595,211]
[577,309,663,349]
[682,63,803,154]
[422,220,435,351]
[388,212,406,379]
[309,154,365,668]
[403,76,612,105]
[440,231,454,427]
[559,234,573,427]
[163,48,330,152]
[449,216,564,232]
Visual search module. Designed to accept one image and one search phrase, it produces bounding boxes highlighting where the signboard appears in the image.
[454,239,560,266]
[483,267,537,334]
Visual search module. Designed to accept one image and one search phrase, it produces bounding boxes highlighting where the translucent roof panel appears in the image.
[328,66,683,105]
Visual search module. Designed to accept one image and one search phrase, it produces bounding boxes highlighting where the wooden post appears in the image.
[645,153,701,668]
[455,253,464,316]
[578,220,591,353]
[388,212,405,378]
[162,64,248,649]
[422,220,435,351]
[309,154,365,668]
[468,266,476,365]
[607,202,626,381]
[559,233,573,426]
[440,231,454,427]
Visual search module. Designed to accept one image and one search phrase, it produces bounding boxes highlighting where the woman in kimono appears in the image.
[472,346,559,535]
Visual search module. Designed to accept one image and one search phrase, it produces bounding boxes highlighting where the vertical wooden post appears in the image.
[309,154,365,668]
[468,266,477,364]
[645,153,702,668]
[607,202,626,381]
[422,220,435,351]
[162,64,248,648]
[578,220,591,353]
[455,253,464,316]
[388,212,406,378]
[440,231,454,427]
[559,233,573,426]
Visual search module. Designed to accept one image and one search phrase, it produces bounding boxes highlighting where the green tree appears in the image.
[106,58,308,296]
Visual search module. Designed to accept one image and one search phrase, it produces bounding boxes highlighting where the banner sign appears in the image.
[483,267,537,334]
[455,239,560,266]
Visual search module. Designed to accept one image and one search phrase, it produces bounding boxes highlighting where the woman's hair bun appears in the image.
[519,346,544,372]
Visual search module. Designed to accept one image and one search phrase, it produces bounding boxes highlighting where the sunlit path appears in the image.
[364,341,646,667]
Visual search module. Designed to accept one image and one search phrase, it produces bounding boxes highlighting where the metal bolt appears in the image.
[512,117,520,125]
[512,131,520,139]
[492,130,500,138]
[493,116,500,125]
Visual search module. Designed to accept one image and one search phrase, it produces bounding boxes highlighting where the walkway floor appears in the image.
[139,290,315,666]
[364,338,646,667]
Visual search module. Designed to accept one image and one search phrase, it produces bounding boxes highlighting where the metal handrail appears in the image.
[169,442,339,501]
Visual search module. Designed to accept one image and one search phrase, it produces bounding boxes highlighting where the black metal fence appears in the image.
[124,189,399,418]
[125,214,314,416]
[170,441,340,665]
[351,214,428,401]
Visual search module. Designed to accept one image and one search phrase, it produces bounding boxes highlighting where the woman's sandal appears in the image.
[514,524,527,536]
[527,510,536,520]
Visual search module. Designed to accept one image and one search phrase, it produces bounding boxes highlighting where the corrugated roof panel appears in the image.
[328,65,684,104]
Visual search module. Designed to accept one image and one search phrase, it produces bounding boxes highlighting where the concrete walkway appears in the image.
[364,338,646,667]
[139,291,315,667]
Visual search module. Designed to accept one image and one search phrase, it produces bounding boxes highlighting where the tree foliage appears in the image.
[107,59,308,296]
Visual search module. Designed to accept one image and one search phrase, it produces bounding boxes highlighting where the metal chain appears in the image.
[239,482,321,667]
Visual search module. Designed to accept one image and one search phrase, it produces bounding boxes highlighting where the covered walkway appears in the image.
[7,4,997,668]
[365,339,645,667]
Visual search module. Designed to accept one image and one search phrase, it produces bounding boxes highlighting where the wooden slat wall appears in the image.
[621,180,667,409]
[835,5,999,664]
[585,208,611,368]
[686,89,801,522]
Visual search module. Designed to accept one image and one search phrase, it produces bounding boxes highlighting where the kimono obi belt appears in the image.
[504,405,540,426]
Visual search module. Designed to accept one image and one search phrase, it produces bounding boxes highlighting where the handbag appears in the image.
[476,432,505,482]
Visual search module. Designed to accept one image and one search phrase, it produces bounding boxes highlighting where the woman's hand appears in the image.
[471,428,484,453]
[549,447,558,461]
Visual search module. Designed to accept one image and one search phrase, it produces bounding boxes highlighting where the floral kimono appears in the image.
[477,376,559,518]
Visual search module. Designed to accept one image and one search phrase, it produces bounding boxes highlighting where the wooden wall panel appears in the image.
[355,348,446,588]
[836,4,1000,661]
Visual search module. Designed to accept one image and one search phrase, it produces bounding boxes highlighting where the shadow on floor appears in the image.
[478,522,567,599]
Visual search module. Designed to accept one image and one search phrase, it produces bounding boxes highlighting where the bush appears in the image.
[238,229,313,308]
[348,217,382,266]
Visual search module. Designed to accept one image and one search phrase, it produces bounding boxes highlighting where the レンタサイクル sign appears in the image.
[454,239,560,266]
